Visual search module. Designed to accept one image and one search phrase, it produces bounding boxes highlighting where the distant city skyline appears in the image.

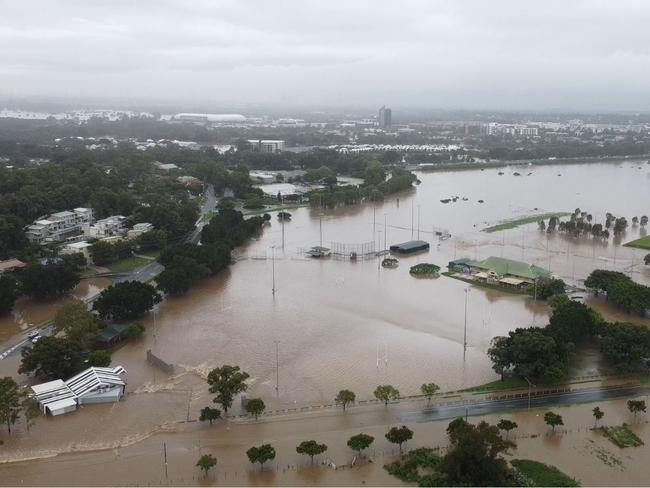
[2,1,650,111]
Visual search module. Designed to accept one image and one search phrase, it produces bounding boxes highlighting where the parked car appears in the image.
[27,330,40,340]
[31,335,41,344]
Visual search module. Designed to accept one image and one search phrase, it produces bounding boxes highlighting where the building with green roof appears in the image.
[448,256,550,285]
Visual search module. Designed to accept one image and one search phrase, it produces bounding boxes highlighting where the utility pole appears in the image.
[377,231,382,270]
[373,204,376,237]
[319,214,323,248]
[463,288,470,360]
[411,200,414,239]
[274,341,280,394]
[281,214,285,250]
[524,377,534,410]
[163,442,168,481]
[384,213,387,251]
[417,204,421,240]
[271,245,276,295]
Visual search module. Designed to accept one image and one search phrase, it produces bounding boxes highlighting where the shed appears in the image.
[389,240,430,254]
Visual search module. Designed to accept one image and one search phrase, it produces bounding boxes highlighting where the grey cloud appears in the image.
[1,0,650,110]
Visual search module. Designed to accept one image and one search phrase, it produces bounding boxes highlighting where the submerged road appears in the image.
[0,185,217,360]
[399,384,647,423]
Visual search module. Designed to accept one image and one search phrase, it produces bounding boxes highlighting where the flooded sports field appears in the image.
[1,160,649,483]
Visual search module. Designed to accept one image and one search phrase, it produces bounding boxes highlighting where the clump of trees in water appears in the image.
[538,208,648,239]
[309,165,417,209]
[155,209,269,296]
[489,296,650,382]
[409,263,441,277]
[585,270,650,316]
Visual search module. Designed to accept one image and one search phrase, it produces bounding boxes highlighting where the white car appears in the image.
[30,335,41,344]
[27,330,40,340]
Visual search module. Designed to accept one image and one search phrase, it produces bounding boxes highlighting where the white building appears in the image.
[61,241,93,264]
[249,171,276,184]
[152,161,180,172]
[83,215,126,239]
[31,366,127,416]
[247,139,285,153]
[173,113,246,123]
[26,208,94,244]
[127,222,154,239]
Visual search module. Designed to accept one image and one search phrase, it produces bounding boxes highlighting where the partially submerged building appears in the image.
[30,366,127,416]
[448,256,550,287]
[389,240,430,254]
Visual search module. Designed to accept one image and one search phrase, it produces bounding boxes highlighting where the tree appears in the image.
[22,261,81,301]
[335,389,356,411]
[533,277,566,300]
[439,418,516,487]
[93,281,161,321]
[374,385,400,407]
[645,253,650,266]
[122,323,145,341]
[592,406,604,428]
[641,215,648,227]
[89,240,117,266]
[196,454,217,477]
[497,419,518,438]
[207,365,249,414]
[385,425,413,454]
[87,350,111,367]
[0,274,20,316]
[296,440,328,464]
[544,411,564,432]
[137,229,167,252]
[0,377,22,433]
[347,433,374,457]
[420,383,440,403]
[245,398,266,420]
[246,444,276,470]
[19,336,84,380]
[600,322,650,371]
[21,396,41,432]
[199,406,221,425]
[53,301,99,350]
[627,400,646,420]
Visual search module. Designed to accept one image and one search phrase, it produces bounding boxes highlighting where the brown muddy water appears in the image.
[1,160,649,483]
[0,277,111,343]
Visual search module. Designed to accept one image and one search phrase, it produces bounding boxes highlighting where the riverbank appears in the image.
[483,212,571,233]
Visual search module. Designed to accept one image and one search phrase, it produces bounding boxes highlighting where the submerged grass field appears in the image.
[511,459,580,487]
[483,212,570,233]
[599,425,644,448]
[623,235,650,250]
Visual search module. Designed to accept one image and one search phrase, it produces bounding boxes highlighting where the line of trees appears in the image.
[585,269,650,316]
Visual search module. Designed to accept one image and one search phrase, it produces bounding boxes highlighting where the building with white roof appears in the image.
[83,215,126,239]
[30,366,127,416]
[26,208,94,244]
[61,241,93,264]
[127,222,154,239]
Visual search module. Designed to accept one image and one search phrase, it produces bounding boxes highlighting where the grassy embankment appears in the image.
[623,235,650,250]
[463,378,528,393]
[599,425,644,448]
[107,256,153,273]
[511,459,580,487]
[483,212,570,233]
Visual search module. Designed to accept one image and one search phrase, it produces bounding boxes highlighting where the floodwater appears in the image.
[0,277,111,342]
[1,160,650,484]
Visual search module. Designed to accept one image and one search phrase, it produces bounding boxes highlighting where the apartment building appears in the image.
[26,208,94,244]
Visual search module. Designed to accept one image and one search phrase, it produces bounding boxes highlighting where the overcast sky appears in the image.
[2,0,650,111]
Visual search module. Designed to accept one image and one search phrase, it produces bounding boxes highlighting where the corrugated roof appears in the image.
[390,240,429,251]
[462,256,550,280]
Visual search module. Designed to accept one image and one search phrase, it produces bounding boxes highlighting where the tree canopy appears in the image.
[93,281,161,321]
[207,365,250,413]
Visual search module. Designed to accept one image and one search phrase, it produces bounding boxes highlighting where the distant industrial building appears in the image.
[26,208,94,244]
[247,139,285,153]
[31,366,127,416]
[249,171,276,184]
[173,113,247,123]
[378,105,392,128]
[482,123,539,137]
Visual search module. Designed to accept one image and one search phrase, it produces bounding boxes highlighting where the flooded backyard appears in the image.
[1,159,650,482]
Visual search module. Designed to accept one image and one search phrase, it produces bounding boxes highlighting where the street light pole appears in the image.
[417,205,421,240]
[275,340,279,394]
[463,288,470,359]
[271,245,276,295]
[524,376,534,410]
[384,213,387,251]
